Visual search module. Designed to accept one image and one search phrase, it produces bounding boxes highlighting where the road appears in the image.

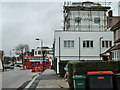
[2,67,39,89]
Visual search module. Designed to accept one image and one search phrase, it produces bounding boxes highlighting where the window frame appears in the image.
[64,40,74,48]
[102,40,112,48]
[83,40,93,48]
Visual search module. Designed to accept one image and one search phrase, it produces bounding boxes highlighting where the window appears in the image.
[38,50,41,54]
[64,41,67,47]
[75,17,81,23]
[35,51,37,55]
[109,41,112,47]
[71,41,74,47]
[102,40,112,48]
[83,40,93,48]
[112,53,114,58]
[68,41,70,47]
[106,41,108,48]
[90,41,93,47]
[64,40,74,48]
[24,61,27,65]
[83,41,86,47]
[94,17,100,23]
[102,41,104,47]
[116,30,120,39]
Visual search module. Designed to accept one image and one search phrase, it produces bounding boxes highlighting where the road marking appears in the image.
[24,74,39,89]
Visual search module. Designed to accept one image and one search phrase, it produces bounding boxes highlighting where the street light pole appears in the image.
[100,37,103,60]
[36,38,43,57]
[36,38,44,71]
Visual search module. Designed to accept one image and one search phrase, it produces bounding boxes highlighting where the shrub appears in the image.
[68,61,120,88]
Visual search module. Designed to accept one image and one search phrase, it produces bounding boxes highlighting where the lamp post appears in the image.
[36,38,44,71]
[100,37,103,60]
[36,38,43,56]
[10,48,15,65]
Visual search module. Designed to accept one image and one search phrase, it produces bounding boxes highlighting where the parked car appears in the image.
[3,64,14,70]
[15,64,22,67]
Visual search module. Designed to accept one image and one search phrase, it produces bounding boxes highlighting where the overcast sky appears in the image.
[0,0,120,56]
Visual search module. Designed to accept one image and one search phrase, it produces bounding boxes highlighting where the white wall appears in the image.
[55,31,113,59]
[54,31,113,73]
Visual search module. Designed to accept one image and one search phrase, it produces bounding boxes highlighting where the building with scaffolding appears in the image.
[118,1,120,15]
[54,1,114,73]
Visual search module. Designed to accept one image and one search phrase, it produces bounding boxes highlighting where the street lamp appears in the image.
[36,38,44,71]
[36,38,43,56]
[100,37,103,60]
[10,48,15,65]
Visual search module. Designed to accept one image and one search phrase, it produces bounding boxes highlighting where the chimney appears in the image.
[107,10,113,27]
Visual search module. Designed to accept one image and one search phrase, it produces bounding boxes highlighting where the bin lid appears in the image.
[87,71,113,75]
[73,75,86,79]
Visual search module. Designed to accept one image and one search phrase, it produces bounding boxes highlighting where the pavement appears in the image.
[36,69,70,89]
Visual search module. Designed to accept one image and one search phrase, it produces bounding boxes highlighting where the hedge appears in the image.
[68,61,120,88]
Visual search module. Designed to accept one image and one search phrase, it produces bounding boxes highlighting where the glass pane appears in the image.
[38,51,41,54]
[35,51,37,55]
[91,41,93,47]
[71,41,74,47]
[68,41,70,47]
[83,41,85,47]
[87,41,89,47]
[64,41,67,47]
[102,41,104,47]
[109,41,112,47]
[24,57,27,59]
[29,57,31,59]
[106,41,108,48]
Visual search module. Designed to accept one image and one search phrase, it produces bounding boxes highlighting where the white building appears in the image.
[54,1,114,73]
[118,1,120,16]
[34,47,53,66]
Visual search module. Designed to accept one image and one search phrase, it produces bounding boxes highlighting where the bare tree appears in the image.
[15,44,29,64]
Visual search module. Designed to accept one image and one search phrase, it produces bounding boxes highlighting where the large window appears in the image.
[83,40,93,48]
[64,40,74,48]
[102,40,112,48]
[116,30,120,39]
[35,51,37,55]
[38,50,41,54]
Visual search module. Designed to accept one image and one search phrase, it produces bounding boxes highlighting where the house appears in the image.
[34,47,53,66]
[107,10,120,28]
[110,20,120,61]
[54,1,114,74]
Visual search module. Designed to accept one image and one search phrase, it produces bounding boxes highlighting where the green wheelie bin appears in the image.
[73,75,86,90]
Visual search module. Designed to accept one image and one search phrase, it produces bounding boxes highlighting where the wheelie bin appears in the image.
[87,71,114,90]
[73,75,86,90]
[113,73,120,90]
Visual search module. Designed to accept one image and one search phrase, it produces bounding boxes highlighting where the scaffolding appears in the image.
[63,1,111,31]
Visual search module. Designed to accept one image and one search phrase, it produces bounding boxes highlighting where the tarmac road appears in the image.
[2,67,38,89]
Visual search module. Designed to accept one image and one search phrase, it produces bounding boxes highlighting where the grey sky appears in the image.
[0,0,120,56]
